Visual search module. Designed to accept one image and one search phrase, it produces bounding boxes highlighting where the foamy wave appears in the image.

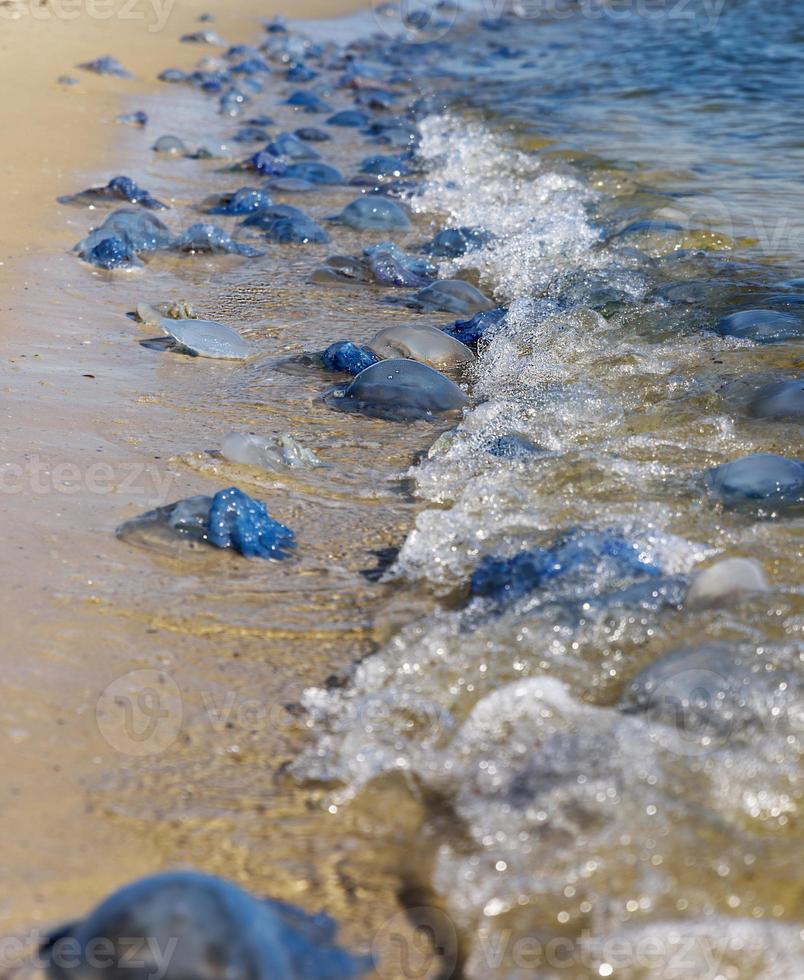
[412,114,602,299]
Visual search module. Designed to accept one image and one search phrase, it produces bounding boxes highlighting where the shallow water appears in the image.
[1,1,802,977]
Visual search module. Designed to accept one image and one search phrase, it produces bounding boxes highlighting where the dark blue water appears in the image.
[461,0,804,256]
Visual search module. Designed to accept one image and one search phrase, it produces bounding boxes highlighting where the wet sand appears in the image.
[0,2,437,972]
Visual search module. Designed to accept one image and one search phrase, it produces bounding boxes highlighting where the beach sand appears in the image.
[0,3,438,974]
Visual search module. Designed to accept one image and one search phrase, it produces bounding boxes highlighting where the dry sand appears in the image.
[0,3,436,975]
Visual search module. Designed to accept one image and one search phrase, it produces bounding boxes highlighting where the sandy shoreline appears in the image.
[0,1,431,970]
[0,0,364,264]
